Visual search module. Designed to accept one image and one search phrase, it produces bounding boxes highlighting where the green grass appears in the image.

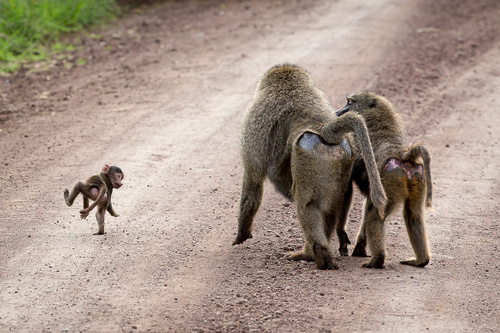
[0,0,119,73]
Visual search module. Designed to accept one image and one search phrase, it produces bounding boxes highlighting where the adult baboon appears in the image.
[336,91,432,268]
[232,64,387,270]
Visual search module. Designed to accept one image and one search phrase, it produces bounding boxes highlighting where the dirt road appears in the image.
[1,0,499,331]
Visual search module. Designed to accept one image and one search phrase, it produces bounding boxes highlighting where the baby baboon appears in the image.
[336,91,432,268]
[232,64,387,270]
[64,164,124,235]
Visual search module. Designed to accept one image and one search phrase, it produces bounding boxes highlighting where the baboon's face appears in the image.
[335,92,378,116]
[109,170,124,189]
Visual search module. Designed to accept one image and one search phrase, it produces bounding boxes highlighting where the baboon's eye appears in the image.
[348,100,353,105]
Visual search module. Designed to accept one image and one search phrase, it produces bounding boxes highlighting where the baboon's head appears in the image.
[102,164,124,189]
[336,91,392,117]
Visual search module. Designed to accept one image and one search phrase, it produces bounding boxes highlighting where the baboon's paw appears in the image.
[339,246,349,257]
[361,254,385,269]
[338,230,351,256]
[351,244,368,257]
[232,232,252,245]
[63,189,71,205]
[400,258,429,267]
[314,244,338,270]
[286,251,314,262]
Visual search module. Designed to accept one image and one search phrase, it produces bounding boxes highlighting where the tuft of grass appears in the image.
[0,0,119,73]
[76,56,86,66]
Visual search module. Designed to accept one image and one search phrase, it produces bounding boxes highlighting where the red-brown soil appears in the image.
[1,0,499,332]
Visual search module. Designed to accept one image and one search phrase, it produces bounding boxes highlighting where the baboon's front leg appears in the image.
[352,199,369,257]
[233,172,264,245]
[336,181,353,256]
[107,201,119,217]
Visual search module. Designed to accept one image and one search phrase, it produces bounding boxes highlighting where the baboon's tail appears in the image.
[403,144,433,208]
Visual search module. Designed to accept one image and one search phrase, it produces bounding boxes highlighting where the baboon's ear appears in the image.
[369,98,377,108]
[102,164,110,174]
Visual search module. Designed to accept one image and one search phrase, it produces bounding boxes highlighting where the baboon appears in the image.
[336,91,432,268]
[64,164,124,235]
[232,64,387,270]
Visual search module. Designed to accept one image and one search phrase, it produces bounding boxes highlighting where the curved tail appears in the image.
[402,144,433,208]
[322,113,388,216]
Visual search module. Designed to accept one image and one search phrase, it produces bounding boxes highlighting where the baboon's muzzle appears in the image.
[335,104,350,116]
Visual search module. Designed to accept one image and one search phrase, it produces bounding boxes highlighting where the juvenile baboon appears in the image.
[64,164,124,235]
[336,91,432,268]
[232,64,387,270]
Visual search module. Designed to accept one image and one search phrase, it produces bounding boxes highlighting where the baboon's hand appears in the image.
[79,210,89,219]
[232,232,252,245]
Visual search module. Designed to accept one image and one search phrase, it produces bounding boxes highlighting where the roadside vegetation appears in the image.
[0,0,120,74]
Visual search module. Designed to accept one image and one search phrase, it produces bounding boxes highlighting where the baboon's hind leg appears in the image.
[288,202,337,270]
[94,204,106,235]
[400,194,430,267]
[64,181,85,206]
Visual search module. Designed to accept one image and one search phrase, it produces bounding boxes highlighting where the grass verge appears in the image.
[0,0,119,74]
